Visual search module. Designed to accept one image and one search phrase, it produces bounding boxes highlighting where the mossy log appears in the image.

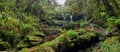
[28,32,99,52]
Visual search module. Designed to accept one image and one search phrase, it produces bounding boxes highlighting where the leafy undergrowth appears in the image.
[89,36,120,52]
[0,11,44,50]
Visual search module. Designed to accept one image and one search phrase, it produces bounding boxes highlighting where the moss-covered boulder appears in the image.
[20,48,29,52]
[29,31,100,52]
[27,35,42,45]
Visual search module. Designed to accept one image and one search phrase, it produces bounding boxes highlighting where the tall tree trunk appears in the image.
[101,0,115,16]
[24,0,35,12]
[15,0,20,9]
[47,0,50,5]
[111,0,120,10]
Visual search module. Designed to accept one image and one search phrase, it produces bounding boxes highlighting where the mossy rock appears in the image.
[29,32,99,52]
[66,30,78,41]
[27,35,42,45]
[75,32,98,45]
[20,48,29,52]
[79,32,96,40]
[39,47,55,52]
[41,35,65,49]
[79,28,85,35]
[27,35,42,42]
[17,41,29,49]
[36,32,46,38]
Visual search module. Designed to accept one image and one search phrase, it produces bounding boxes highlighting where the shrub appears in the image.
[79,28,85,35]
[0,12,39,49]
[106,18,120,32]
[99,37,120,52]
[66,30,78,41]
[80,21,89,28]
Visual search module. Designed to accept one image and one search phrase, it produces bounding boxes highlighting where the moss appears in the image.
[66,30,78,40]
[39,47,55,52]
[27,35,42,41]
[17,41,29,49]
[103,36,120,45]
[55,35,66,42]
[41,34,66,49]
[99,36,120,52]
[41,41,58,49]
[21,48,29,52]
[26,35,42,45]
[80,21,89,28]
[99,36,106,41]
[79,32,96,40]
[29,32,99,52]
[79,28,85,35]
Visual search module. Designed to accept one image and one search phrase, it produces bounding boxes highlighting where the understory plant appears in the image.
[0,11,39,49]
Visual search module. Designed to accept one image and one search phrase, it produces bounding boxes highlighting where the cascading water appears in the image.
[70,15,73,22]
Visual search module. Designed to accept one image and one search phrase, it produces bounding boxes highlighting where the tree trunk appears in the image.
[24,0,35,12]
[101,0,115,16]
[15,0,20,9]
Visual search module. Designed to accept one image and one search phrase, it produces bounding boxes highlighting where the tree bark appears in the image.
[101,0,115,16]
[24,0,35,12]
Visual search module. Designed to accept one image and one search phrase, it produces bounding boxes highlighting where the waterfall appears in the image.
[63,17,65,21]
[62,13,65,21]
[70,15,73,22]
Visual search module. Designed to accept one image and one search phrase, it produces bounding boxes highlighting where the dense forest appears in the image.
[0,0,120,52]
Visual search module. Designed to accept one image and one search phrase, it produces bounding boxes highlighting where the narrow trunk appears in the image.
[101,0,115,16]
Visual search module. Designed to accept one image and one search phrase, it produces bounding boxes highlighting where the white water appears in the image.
[70,15,73,22]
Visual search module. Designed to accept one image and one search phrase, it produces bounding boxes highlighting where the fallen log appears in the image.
[28,32,99,52]
[88,23,119,37]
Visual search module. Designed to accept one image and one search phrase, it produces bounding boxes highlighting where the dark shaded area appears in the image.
[63,36,100,52]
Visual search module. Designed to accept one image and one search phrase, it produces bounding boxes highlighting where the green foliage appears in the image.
[99,37,120,52]
[66,30,78,40]
[0,11,39,49]
[21,48,29,52]
[38,47,55,52]
[80,21,89,28]
[107,18,120,26]
[106,17,120,32]
[79,28,85,35]
[79,32,96,41]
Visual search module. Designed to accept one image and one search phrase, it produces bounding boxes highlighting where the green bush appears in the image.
[20,48,29,52]
[79,28,85,35]
[80,21,89,28]
[66,30,78,41]
[0,12,39,49]
[106,18,120,32]
[99,37,120,52]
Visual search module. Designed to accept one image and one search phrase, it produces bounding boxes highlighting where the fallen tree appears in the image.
[23,31,100,52]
